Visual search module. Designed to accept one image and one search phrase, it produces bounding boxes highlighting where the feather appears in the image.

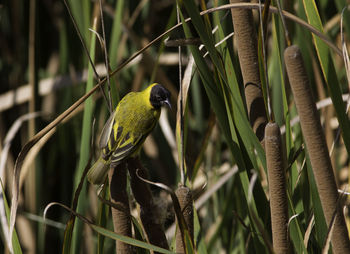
[98,110,115,149]
[87,83,171,185]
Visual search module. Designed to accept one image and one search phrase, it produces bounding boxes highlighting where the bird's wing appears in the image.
[110,131,147,164]
[98,110,116,149]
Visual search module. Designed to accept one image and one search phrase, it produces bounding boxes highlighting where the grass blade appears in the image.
[69,17,97,254]
[302,0,350,156]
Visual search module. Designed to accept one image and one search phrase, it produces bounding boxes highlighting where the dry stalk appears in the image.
[265,122,289,254]
[108,163,133,254]
[284,45,350,253]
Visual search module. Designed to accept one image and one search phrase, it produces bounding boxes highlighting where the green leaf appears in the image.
[287,189,308,254]
[108,0,124,107]
[97,185,110,254]
[90,224,175,254]
[179,5,268,252]
[306,157,327,248]
[182,0,226,81]
[0,180,22,254]
[194,208,207,254]
[302,0,350,156]
[68,18,97,254]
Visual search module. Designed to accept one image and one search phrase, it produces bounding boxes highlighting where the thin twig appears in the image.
[276,0,291,46]
[258,0,271,119]
[177,4,185,186]
[88,28,112,112]
[99,0,113,113]
[62,0,100,80]
[63,0,112,110]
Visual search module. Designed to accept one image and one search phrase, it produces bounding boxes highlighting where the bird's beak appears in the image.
[163,99,171,109]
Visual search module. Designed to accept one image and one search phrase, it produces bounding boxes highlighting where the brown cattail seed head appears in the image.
[284,45,350,253]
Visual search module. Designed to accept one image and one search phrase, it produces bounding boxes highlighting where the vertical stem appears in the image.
[27,0,37,212]
[98,0,112,113]
[26,0,38,252]
[284,45,350,253]
[177,4,185,185]
[109,163,133,254]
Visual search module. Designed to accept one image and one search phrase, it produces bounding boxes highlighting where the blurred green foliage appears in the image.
[0,0,350,253]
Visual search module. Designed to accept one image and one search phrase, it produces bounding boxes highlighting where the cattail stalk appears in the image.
[175,185,194,253]
[108,163,133,254]
[230,0,267,141]
[284,45,350,253]
[127,157,169,251]
[265,123,289,254]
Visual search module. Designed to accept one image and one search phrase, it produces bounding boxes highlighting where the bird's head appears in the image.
[150,84,171,109]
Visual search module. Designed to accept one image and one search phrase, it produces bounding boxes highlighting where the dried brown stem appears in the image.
[284,45,350,254]
[175,185,194,253]
[230,0,267,141]
[265,123,289,254]
[127,157,169,252]
[26,0,38,252]
[108,163,133,254]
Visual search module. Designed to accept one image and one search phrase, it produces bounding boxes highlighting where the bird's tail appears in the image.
[87,157,110,185]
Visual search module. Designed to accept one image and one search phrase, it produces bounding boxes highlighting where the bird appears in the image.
[87,83,171,185]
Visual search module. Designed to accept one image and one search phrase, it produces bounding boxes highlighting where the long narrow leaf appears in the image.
[69,17,97,254]
[0,181,22,254]
[303,0,350,156]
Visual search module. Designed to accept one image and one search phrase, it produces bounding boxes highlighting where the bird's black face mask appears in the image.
[150,84,171,109]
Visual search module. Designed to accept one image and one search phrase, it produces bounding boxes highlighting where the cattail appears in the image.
[127,157,169,252]
[284,45,350,253]
[265,123,289,254]
[175,185,194,253]
[108,163,133,254]
[230,0,267,141]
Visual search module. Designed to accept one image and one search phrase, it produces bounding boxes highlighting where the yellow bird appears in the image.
[87,83,171,185]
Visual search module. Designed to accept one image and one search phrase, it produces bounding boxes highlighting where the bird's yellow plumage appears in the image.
[87,83,171,184]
